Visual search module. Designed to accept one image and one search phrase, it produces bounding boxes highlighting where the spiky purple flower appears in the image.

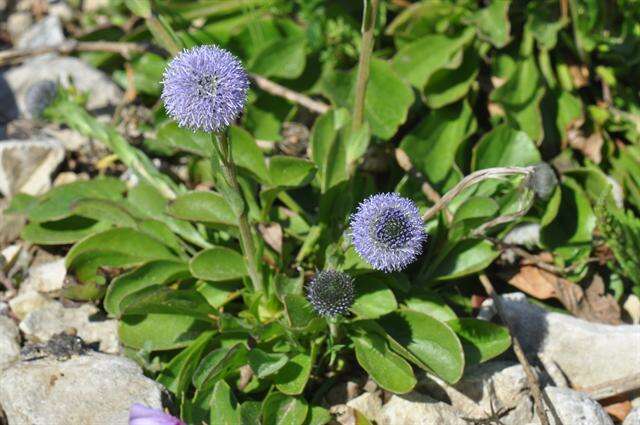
[350,193,427,272]
[307,270,355,317]
[161,45,249,132]
[129,404,185,425]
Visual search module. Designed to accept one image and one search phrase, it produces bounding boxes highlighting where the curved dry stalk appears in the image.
[422,166,535,222]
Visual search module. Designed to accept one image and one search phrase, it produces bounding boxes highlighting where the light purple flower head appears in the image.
[129,404,185,425]
[350,193,427,272]
[161,45,249,132]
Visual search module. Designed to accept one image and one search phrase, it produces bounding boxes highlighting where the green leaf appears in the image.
[472,124,541,170]
[426,239,499,281]
[353,332,416,393]
[194,343,249,390]
[241,401,263,425]
[104,260,189,317]
[309,110,349,193]
[320,58,413,139]
[283,294,325,332]
[65,228,179,282]
[210,381,242,425]
[190,247,248,282]
[113,53,165,95]
[167,191,236,226]
[447,318,511,365]
[250,37,306,79]
[262,393,308,425]
[392,28,475,88]
[275,352,312,395]
[197,281,242,309]
[247,348,289,379]
[471,0,511,48]
[303,406,332,425]
[124,0,150,17]
[403,291,457,322]
[400,101,476,188]
[153,121,211,156]
[267,156,316,188]
[351,276,398,319]
[157,330,215,396]
[119,313,211,350]
[490,55,545,142]
[379,310,464,383]
[540,178,596,261]
[119,286,213,319]
[424,49,480,108]
[229,126,270,183]
[72,198,138,228]
[21,217,112,245]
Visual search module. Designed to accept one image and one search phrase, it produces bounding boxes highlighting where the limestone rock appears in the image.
[624,407,640,425]
[537,387,613,425]
[346,392,383,422]
[19,300,119,353]
[0,316,20,370]
[0,352,164,425]
[0,138,65,197]
[20,258,66,293]
[377,393,466,425]
[483,293,640,389]
[9,290,55,320]
[16,15,65,51]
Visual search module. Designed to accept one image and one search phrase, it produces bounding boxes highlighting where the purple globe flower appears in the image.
[307,270,355,317]
[161,45,249,132]
[129,404,185,425]
[350,193,427,272]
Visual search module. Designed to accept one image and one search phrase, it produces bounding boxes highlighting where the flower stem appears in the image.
[352,0,379,133]
[213,132,264,293]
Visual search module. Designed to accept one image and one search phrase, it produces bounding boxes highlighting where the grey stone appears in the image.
[536,387,613,425]
[0,316,20,370]
[377,393,467,425]
[16,15,64,51]
[485,293,640,389]
[0,138,65,197]
[455,362,529,411]
[0,352,164,425]
[8,290,54,320]
[7,12,32,43]
[20,258,66,293]
[1,56,122,121]
[346,392,383,422]
[624,407,640,425]
[19,300,119,353]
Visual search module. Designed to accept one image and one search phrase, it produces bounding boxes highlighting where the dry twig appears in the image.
[478,273,561,425]
[422,167,534,221]
[250,74,330,115]
[577,372,640,400]
[0,40,150,65]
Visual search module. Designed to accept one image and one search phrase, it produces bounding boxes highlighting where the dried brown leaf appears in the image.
[258,222,283,254]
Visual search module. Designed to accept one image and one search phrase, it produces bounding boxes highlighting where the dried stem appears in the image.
[352,0,379,133]
[214,133,263,293]
[0,40,150,65]
[422,166,534,222]
[577,372,640,400]
[478,274,561,425]
[250,74,330,114]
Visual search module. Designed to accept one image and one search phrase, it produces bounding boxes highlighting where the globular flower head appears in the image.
[350,193,427,272]
[129,403,185,425]
[161,45,249,132]
[307,270,355,317]
[24,80,57,118]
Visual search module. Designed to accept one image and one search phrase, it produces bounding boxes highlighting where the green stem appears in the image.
[214,133,264,293]
[352,0,379,133]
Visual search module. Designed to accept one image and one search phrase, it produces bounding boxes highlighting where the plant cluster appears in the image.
[7,0,640,424]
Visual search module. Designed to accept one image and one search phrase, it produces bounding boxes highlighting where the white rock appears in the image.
[346,392,383,422]
[623,294,640,325]
[20,300,119,353]
[488,293,640,389]
[9,290,55,320]
[0,352,165,425]
[16,15,65,51]
[1,56,122,120]
[7,12,32,43]
[536,387,613,425]
[454,362,528,411]
[377,393,466,425]
[20,258,66,293]
[624,407,640,425]
[0,139,65,197]
[503,223,541,247]
[0,316,20,370]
